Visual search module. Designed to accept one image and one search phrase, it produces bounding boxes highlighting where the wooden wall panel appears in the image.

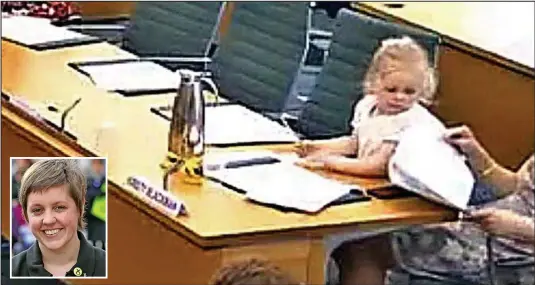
[75,2,135,18]
[433,46,534,169]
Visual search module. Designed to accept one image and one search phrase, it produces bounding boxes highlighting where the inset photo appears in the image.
[10,157,107,278]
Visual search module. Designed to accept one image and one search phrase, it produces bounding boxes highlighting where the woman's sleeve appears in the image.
[517,154,534,192]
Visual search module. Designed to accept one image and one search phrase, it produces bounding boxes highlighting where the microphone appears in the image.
[60,97,82,132]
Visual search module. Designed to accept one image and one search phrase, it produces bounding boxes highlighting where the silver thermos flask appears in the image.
[166,69,218,185]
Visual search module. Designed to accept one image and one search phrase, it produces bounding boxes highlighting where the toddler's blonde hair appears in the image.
[363,36,438,106]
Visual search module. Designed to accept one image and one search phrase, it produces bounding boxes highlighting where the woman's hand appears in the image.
[466,208,534,241]
[443,125,485,158]
[443,125,496,175]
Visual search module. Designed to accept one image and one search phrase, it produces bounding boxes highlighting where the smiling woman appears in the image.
[11,158,107,278]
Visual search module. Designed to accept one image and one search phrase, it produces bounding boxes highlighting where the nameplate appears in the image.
[126,176,187,217]
[6,96,45,122]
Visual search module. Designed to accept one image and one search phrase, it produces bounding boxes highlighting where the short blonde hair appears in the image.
[210,258,299,285]
[363,36,438,106]
[18,159,87,229]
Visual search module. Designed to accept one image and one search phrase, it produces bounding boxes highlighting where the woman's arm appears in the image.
[471,150,519,199]
[444,126,518,198]
[516,216,535,243]
[468,208,535,244]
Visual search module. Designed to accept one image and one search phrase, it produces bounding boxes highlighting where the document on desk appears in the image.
[1,16,101,50]
[388,125,475,210]
[70,60,179,93]
[205,105,300,145]
[205,151,352,213]
[152,102,299,145]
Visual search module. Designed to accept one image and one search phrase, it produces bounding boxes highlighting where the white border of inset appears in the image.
[10,157,108,279]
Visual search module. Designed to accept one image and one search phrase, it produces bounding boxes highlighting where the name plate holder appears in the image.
[125,176,187,217]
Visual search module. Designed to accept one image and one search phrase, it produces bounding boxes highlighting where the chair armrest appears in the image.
[309,28,333,40]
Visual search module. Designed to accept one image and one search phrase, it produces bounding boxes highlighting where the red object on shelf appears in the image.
[1,1,81,23]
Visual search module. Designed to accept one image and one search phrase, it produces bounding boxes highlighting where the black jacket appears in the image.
[12,231,106,277]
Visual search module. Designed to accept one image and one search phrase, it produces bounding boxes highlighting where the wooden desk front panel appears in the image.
[1,115,61,236]
[74,182,222,285]
[2,109,223,285]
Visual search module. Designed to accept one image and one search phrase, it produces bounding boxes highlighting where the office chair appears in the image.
[295,8,441,139]
[123,1,225,58]
[68,2,225,73]
[283,2,338,118]
[211,2,309,116]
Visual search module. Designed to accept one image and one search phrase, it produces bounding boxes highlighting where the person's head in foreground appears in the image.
[12,159,106,277]
[210,258,300,285]
[364,36,437,115]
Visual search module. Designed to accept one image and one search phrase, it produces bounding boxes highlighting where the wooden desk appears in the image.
[1,40,455,284]
[356,2,534,72]
[353,2,535,170]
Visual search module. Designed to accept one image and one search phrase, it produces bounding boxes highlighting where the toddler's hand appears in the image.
[295,158,325,170]
[295,153,333,170]
[294,140,321,158]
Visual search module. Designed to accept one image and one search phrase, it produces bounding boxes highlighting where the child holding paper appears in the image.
[295,36,442,177]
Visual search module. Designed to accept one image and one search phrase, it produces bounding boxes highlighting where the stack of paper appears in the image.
[73,60,179,93]
[154,104,300,145]
[1,16,99,49]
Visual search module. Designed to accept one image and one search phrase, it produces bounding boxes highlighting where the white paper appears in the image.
[389,125,475,210]
[206,152,351,213]
[1,16,90,46]
[78,61,179,92]
[205,105,299,145]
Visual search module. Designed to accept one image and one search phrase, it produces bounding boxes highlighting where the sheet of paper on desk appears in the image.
[77,61,178,92]
[389,125,475,210]
[1,16,88,46]
[205,105,299,145]
[207,155,351,213]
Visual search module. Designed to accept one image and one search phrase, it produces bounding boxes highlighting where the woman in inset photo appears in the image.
[11,159,106,277]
